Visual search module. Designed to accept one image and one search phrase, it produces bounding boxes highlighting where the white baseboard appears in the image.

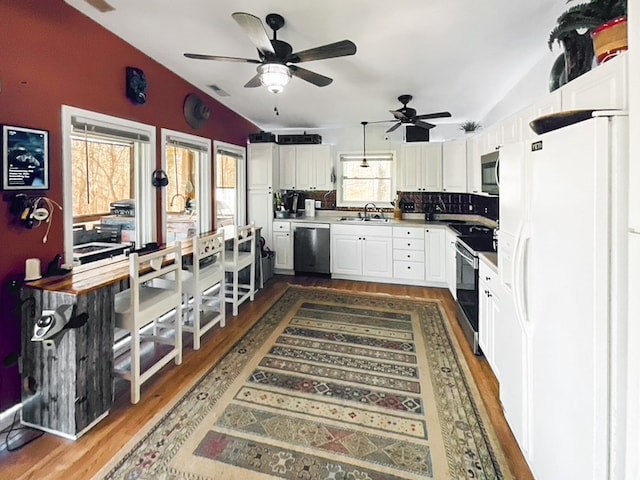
[0,404,22,433]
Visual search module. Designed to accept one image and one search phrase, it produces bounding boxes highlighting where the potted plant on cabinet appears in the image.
[548,0,627,82]
[460,121,482,134]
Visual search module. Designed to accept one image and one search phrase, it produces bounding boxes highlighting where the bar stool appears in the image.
[180,232,226,349]
[223,225,256,316]
[114,243,182,404]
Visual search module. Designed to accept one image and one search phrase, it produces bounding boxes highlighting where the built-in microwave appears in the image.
[481,150,499,196]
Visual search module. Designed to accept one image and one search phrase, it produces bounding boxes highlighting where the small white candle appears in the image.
[25,258,41,281]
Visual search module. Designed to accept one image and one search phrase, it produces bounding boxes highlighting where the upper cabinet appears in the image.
[399,143,442,192]
[442,140,467,192]
[560,52,627,112]
[279,144,333,191]
[248,143,279,191]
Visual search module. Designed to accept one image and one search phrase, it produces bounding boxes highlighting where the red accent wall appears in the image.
[0,1,259,410]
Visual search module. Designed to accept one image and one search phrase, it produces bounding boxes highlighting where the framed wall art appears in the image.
[2,125,49,191]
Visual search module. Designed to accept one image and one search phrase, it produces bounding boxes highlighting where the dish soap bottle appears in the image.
[393,193,403,220]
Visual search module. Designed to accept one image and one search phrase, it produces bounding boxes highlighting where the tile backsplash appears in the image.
[281,189,499,222]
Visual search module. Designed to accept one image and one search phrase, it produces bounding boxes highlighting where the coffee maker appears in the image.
[284,192,300,216]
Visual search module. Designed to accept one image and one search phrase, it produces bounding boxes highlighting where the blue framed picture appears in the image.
[2,125,49,191]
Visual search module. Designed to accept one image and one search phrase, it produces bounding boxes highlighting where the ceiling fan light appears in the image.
[258,63,291,94]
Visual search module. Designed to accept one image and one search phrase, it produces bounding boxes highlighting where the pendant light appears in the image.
[360,121,369,168]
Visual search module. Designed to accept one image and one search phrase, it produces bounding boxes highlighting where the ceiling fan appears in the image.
[376,95,452,133]
[184,12,357,93]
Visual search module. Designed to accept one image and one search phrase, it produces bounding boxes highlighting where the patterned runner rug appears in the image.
[101,286,512,480]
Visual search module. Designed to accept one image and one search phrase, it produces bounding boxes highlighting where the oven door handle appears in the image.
[455,243,479,269]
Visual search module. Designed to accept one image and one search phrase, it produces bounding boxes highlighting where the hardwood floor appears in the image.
[0,276,533,480]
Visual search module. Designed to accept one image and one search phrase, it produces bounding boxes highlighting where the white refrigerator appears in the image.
[507,113,628,480]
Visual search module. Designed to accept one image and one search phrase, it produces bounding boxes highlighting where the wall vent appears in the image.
[207,84,230,97]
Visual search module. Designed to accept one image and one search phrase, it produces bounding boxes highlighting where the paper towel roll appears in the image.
[25,258,41,281]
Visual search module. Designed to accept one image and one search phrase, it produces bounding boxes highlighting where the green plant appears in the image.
[548,0,627,50]
[460,121,482,133]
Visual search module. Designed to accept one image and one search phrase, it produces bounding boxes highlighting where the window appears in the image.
[214,141,246,227]
[337,152,394,207]
[62,106,156,270]
[161,130,212,244]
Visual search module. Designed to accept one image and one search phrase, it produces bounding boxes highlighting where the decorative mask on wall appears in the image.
[126,66,148,105]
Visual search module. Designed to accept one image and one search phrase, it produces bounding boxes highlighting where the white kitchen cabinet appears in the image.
[445,228,457,298]
[442,140,467,192]
[392,227,425,282]
[561,52,627,111]
[279,144,333,191]
[279,145,297,190]
[399,143,442,191]
[248,190,273,247]
[272,221,293,271]
[331,224,392,278]
[248,143,279,191]
[424,227,446,283]
[466,137,481,194]
[478,259,501,377]
[248,143,279,249]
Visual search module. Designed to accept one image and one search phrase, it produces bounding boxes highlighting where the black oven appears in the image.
[455,239,481,355]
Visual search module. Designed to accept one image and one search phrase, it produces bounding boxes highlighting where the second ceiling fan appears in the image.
[184,12,357,93]
[378,95,452,133]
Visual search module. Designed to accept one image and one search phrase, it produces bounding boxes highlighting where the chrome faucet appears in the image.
[363,202,377,219]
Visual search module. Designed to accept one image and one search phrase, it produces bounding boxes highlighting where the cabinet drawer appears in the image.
[393,249,425,262]
[393,238,424,251]
[479,259,499,292]
[394,261,425,280]
[392,226,425,239]
[273,221,291,233]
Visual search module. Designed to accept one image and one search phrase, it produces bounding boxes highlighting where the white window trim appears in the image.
[213,140,246,227]
[62,105,156,269]
[336,150,396,208]
[161,129,212,237]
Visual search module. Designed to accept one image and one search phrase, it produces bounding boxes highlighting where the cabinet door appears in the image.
[313,145,333,190]
[273,231,293,270]
[442,140,467,192]
[466,137,481,194]
[478,278,491,359]
[248,190,273,248]
[248,143,277,190]
[399,144,423,191]
[561,52,627,111]
[294,145,314,190]
[331,234,362,275]
[425,228,446,282]
[362,236,393,278]
[422,143,443,191]
[279,145,297,190]
[446,230,457,298]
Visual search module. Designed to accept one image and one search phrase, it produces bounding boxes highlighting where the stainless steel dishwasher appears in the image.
[293,223,330,274]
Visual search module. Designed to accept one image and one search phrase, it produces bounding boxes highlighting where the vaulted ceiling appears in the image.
[64,0,567,136]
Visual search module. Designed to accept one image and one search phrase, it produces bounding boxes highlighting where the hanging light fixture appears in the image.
[360,121,369,168]
[258,63,291,94]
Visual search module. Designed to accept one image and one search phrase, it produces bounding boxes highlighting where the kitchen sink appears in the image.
[338,217,390,223]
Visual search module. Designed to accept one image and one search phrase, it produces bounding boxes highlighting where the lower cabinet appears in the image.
[425,227,446,283]
[331,224,392,278]
[272,221,293,271]
[478,261,501,377]
[445,229,457,298]
[392,226,425,281]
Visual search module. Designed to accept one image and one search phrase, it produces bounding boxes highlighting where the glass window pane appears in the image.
[166,144,198,243]
[71,137,136,251]
[339,154,394,205]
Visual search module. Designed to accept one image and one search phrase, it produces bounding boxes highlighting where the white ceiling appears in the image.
[64,0,567,135]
